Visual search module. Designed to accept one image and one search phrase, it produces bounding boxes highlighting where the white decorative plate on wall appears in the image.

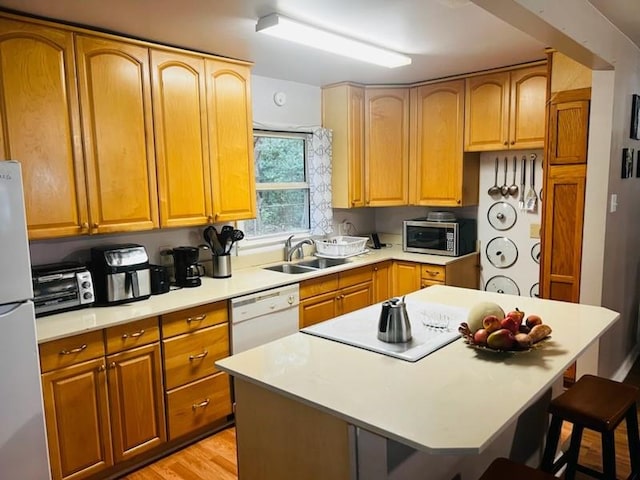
[486,237,518,268]
[487,201,517,231]
[485,275,520,295]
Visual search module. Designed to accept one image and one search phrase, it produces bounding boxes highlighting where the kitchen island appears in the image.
[216,285,619,480]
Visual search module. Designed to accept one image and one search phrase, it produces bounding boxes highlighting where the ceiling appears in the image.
[0,0,637,87]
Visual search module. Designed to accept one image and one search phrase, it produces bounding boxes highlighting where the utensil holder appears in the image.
[212,254,231,278]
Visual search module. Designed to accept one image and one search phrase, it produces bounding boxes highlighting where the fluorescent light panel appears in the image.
[256,13,411,68]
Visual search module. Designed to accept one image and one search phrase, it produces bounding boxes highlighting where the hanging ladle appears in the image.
[500,157,509,196]
[508,155,519,196]
[488,157,500,195]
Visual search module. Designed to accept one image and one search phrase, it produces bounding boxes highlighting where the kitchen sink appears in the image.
[263,257,350,274]
[263,264,317,274]
[297,258,350,269]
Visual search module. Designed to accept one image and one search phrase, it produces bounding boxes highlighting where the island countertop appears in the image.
[216,285,619,455]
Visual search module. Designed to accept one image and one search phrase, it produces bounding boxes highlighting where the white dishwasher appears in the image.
[230,283,300,354]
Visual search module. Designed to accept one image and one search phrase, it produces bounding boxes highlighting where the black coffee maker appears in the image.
[170,247,205,287]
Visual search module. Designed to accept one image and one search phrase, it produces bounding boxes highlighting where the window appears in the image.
[243,131,310,238]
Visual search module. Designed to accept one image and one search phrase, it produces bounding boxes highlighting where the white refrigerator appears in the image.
[0,161,51,479]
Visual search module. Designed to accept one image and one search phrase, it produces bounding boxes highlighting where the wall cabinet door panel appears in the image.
[151,49,212,227]
[509,66,548,149]
[464,72,510,151]
[76,35,158,234]
[107,343,166,462]
[206,60,256,221]
[0,19,88,238]
[365,88,409,205]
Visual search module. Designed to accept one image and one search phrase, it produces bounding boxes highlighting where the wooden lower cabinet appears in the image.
[392,261,422,296]
[166,372,232,439]
[41,358,113,480]
[107,343,166,462]
[299,265,374,328]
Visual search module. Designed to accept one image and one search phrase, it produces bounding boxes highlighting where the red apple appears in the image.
[506,308,525,326]
[482,315,502,333]
[473,328,489,346]
[500,316,519,335]
[526,314,543,329]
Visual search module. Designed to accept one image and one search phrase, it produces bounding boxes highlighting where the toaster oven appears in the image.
[32,262,95,317]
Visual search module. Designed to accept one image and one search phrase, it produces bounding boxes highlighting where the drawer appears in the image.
[162,323,229,390]
[421,279,444,289]
[162,301,227,338]
[105,317,160,354]
[300,273,338,299]
[338,264,374,289]
[421,264,446,283]
[166,372,232,440]
[39,330,105,373]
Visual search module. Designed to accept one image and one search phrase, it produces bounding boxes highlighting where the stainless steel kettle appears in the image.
[377,297,412,343]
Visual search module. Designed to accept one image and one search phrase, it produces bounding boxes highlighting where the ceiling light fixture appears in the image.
[256,13,412,68]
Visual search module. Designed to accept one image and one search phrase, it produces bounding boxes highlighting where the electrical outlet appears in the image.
[529,223,541,239]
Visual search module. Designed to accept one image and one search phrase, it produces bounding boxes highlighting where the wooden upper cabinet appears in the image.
[75,35,158,234]
[465,65,547,151]
[205,59,256,222]
[365,88,409,206]
[151,49,212,227]
[0,19,88,239]
[322,84,365,208]
[410,80,478,207]
[547,88,591,165]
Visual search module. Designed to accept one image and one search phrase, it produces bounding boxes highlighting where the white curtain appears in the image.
[307,127,333,235]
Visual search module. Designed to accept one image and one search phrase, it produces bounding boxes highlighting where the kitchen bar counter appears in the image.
[216,286,619,479]
[35,246,475,343]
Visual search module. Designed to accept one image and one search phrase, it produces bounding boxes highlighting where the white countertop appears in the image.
[216,285,619,455]
[35,246,474,343]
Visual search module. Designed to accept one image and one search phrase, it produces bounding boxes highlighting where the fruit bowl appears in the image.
[463,337,550,354]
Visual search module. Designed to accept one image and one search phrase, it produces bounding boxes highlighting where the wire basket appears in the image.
[314,236,368,258]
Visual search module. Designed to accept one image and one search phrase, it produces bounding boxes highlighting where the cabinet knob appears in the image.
[97,364,106,372]
[374,267,378,271]
[207,215,214,223]
[503,141,508,146]
[81,222,89,231]
[109,362,116,369]
[92,223,99,229]
[510,141,515,145]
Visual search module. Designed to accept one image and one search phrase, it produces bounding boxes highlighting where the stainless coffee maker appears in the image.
[90,244,151,305]
[170,247,205,287]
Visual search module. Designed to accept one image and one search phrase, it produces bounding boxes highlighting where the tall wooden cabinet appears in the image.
[365,88,410,206]
[75,35,159,234]
[410,80,479,206]
[540,88,591,303]
[464,65,547,151]
[151,49,212,228]
[322,84,365,208]
[0,19,88,239]
[206,60,256,222]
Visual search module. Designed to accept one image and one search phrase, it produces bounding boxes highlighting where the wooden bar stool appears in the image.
[479,458,557,480]
[540,374,640,480]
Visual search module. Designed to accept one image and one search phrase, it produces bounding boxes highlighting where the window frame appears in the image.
[238,130,312,248]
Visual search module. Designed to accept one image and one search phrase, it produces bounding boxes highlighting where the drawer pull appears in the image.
[189,350,209,361]
[425,270,439,277]
[186,314,207,323]
[122,329,145,339]
[59,344,87,355]
[192,398,210,410]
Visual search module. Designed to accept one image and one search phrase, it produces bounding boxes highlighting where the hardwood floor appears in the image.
[124,358,640,480]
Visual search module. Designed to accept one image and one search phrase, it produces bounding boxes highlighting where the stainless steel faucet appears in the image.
[284,235,314,261]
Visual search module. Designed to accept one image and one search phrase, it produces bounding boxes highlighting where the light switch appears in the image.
[610,193,618,213]
[529,223,540,239]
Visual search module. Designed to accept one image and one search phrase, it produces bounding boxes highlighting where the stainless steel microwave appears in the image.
[402,218,477,256]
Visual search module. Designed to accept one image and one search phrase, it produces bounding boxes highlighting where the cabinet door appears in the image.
[365,88,409,206]
[205,59,256,221]
[76,35,158,234]
[338,282,372,316]
[547,88,591,165]
[464,72,510,151]
[151,49,212,227]
[540,164,586,303]
[392,261,421,297]
[0,19,88,239]
[299,291,337,329]
[42,358,113,480]
[509,66,547,149]
[373,261,392,303]
[322,84,365,208]
[410,80,471,206]
[107,343,166,462]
